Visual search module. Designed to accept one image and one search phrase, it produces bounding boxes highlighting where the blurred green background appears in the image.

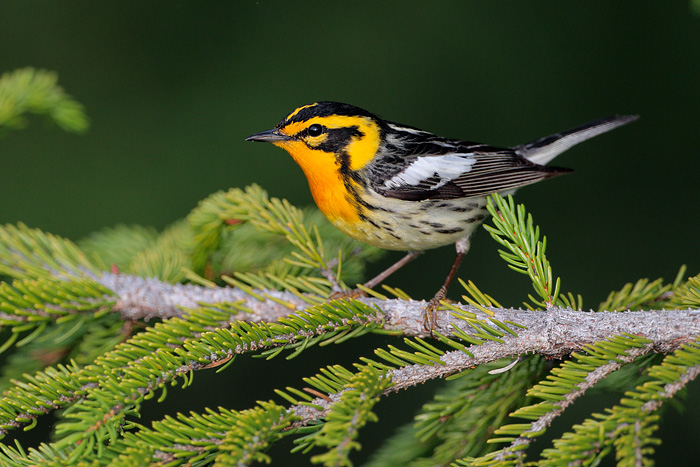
[1,1,699,465]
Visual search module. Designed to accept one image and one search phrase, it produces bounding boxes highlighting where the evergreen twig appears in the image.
[0,67,88,134]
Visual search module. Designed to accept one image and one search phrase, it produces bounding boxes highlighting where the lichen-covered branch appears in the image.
[95,272,307,321]
[95,272,700,348]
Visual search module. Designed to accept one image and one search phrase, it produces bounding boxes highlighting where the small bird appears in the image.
[247,102,637,329]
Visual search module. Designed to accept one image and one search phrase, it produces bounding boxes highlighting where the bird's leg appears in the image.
[424,237,471,333]
[330,251,421,299]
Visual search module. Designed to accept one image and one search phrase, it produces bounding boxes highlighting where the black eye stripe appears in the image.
[307,126,363,153]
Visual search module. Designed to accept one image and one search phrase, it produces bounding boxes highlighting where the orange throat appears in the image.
[274,141,361,225]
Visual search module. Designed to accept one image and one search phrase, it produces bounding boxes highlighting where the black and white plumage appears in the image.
[365,115,638,203]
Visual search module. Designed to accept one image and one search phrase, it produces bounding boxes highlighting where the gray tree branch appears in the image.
[96,272,700,350]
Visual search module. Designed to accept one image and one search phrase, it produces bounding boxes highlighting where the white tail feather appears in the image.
[515,115,639,166]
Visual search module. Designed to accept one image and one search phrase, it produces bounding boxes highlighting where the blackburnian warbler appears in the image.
[247,102,637,329]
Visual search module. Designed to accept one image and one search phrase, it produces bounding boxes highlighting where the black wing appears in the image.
[369,132,569,201]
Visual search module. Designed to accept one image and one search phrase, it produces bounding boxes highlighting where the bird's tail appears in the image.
[515,115,639,166]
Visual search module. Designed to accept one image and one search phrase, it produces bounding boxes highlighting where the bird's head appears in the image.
[246,102,383,174]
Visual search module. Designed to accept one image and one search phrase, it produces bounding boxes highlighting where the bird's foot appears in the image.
[422,288,448,337]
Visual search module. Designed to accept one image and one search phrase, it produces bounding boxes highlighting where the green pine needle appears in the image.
[310,366,393,467]
[484,194,575,310]
[0,68,89,135]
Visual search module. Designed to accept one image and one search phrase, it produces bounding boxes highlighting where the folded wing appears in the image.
[375,145,568,201]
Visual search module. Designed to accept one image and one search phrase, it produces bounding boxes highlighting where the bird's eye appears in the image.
[307,124,324,137]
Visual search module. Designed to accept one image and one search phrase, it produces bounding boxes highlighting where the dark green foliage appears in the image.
[78,185,383,287]
[79,223,193,284]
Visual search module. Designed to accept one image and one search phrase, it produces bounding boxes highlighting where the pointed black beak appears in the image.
[245,129,293,143]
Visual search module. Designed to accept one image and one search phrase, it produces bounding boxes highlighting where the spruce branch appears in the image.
[0,280,697,466]
[481,337,654,465]
[0,67,89,134]
[0,182,698,466]
[516,345,650,439]
[285,306,699,428]
[89,270,700,349]
[661,273,700,309]
[535,338,700,467]
[599,265,688,312]
[485,195,561,309]
[366,357,546,466]
[5,300,691,466]
[185,185,381,284]
[4,268,697,452]
[0,295,386,444]
[309,366,394,467]
[94,271,307,321]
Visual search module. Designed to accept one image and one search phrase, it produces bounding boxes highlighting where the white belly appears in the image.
[331,192,490,251]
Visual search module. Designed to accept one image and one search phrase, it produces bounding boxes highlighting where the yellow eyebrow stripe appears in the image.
[283,102,318,122]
